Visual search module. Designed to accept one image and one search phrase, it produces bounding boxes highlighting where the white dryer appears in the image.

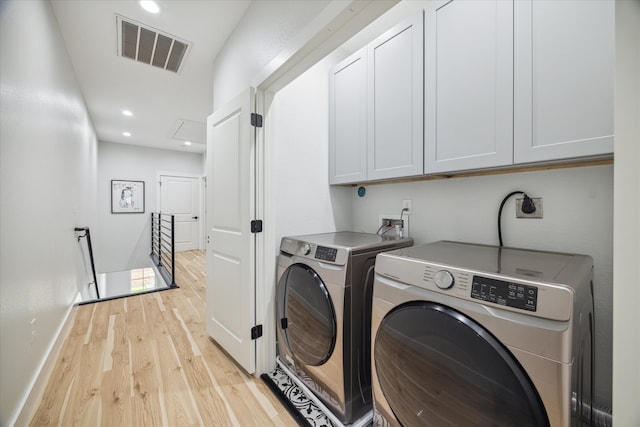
[371,241,594,427]
[276,232,413,424]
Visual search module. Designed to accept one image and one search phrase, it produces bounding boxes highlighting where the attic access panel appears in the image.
[116,14,191,74]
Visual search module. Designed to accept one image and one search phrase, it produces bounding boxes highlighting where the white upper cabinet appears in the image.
[331,1,612,183]
[425,0,514,174]
[367,12,424,181]
[513,0,614,164]
[329,12,423,185]
[329,48,368,185]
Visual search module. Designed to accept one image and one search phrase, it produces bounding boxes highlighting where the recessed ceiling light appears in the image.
[122,110,133,116]
[140,1,160,14]
[123,132,131,137]
[183,141,192,146]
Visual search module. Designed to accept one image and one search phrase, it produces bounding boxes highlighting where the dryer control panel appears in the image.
[471,276,538,312]
[315,246,338,262]
[280,238,349,266]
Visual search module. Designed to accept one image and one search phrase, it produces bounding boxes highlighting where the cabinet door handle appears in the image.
[192,216,199,220]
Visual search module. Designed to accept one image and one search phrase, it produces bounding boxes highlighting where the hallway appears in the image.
[29,250,296,426]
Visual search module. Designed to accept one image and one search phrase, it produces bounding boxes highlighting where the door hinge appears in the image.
[250,220,263,233]
[250,113,263,128]
[280,318,288,329]
[251,324,263,340]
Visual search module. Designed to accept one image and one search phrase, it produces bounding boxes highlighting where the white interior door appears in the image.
[159,175,200,252]
[205,87,256,373]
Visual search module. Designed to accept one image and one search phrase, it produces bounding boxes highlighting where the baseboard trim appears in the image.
[11,298,78,427]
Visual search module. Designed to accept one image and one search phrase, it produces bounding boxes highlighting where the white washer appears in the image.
[371,241,594,427]
[276,232,413,424]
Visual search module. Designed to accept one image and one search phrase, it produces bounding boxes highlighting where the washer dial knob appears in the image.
[301,243,311,255]
[434,270,455,289]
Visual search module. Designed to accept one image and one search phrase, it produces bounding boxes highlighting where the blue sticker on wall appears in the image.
[357,186,366,197]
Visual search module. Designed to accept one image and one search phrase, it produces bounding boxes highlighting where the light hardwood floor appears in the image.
[29,250,297,426]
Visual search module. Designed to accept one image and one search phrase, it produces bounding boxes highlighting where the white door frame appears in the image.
[253,89,273,375]
[227,1,399,375]
[200,175,207,250]
[156,171,205,250]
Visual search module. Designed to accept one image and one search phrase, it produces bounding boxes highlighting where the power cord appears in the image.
[381,226,396,236]
[400,207,409,222]
[376,221,392,235]
[498,191,536,246]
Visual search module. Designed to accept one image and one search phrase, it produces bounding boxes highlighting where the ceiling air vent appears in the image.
[116,15,191,74]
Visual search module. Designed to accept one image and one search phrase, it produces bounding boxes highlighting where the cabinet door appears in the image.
[425,0,513,174]
[367,12,424,181]
[329,48,368,185]
[514,0,614,164]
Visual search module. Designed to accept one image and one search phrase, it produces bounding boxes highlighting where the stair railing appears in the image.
[151,212,177,287]
[74,227,100,299]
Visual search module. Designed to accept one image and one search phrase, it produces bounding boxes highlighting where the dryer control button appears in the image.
[434,270,455,289]
[301,243,311,255]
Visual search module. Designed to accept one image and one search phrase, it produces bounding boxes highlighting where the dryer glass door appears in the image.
[278,263,336,366]
[374,302,549,427]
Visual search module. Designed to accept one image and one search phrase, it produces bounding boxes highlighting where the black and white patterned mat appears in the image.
[261,365,336,427]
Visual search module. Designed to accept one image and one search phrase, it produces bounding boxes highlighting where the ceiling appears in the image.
[51,0,252,154]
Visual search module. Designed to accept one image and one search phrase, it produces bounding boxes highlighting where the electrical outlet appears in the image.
[516,197,543,218]
[402,199,412,215]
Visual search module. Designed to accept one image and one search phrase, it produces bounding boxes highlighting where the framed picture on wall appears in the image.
[111,180,145,214]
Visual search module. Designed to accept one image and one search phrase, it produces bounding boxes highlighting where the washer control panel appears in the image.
[471,275,538,312]
[315,246,338,262]
[374,241,586,321]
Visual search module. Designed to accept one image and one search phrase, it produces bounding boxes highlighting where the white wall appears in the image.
[96,141,203,273]
[271,51,353,247]
[0,1,98,424]
[211,0,331,110]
